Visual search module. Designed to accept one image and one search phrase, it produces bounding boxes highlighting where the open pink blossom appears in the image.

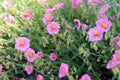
[37,51,43,58]
[117,12,120,17]
[82,24,88,31]
[88,27,103,41]
[88,0,101,5]
[21,9,34,19]
[0,65,3,73]
[49,53,57,61]
[52,2,64,11]
[71,0,82,9]
[97,11,107,19]
[106,59,118,69]
[59,63,68,78]
[24,48,36,62]
[37,74,43,80]
[25,65,33,75]
[45,9,53,15]
[114,37,120,48]
[43,14,53,25]
[74,19,81,30]
[100,4,110,13]
[15,37,30,51]
[5,15,15,24]
[47,21,60,35]
[2,0,12,9]
[79,74,91,80]
[96,17,112,32]
[112,50,120,64]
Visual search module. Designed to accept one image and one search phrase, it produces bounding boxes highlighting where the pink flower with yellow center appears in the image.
[0,65,3,73]
[43,14,53,25]
[79,74,91,80]
[37,74,43,80]
[58,63,68,78]
[88,27,103,41]
[25,65,33,75]
[106,59,117,69]
[24,48,36,62]
[88,0,101,5]
[112,50,120,64]
[114,37,120,48]
[100,4,110,13]
[96,17,112,32]
[2,0,12,9]
[37,51,43,58]
[15,37,30,51]
[74,19,81,30]
[47,21,60,35]
[49,53,57,61]
[52,2,64,11]
[71,0,82,9]
[21,9,34,19]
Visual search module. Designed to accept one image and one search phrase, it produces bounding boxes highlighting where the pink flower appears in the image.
[58,63,69,78]
[25,65,33,75]
[117,12,120,17]
[21,9,34,19]
[15,37,30,51]
[71,0,82,9]
[88,27,103,41]
[45,9,53,15]
[5,15,15,24]
[96,17,112,32]
[66,24,72,29]
[37,74,43,80]
[97,11,107,19]
[52,2,64,11]
[44,2,49,8]
[114,37,120,48]
[24,48,37,62]
[43,14,53,25]
[100,4,110,13]
[49,53,57,61]
[88,0,101,5]
[0,12,8,19]
[0,65,3,73]
[47,22,60,35]
[112,50,120,64]
[74,19,81,30]
[106,59,117,69]
[2,0,12,9]
[82,24,88,31]
[37,51,43,58]
[79,74,91,80]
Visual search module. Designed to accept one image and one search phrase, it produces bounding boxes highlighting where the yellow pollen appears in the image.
[117,54,120,60]
[25,12,30,17]
[62,68,67,74]
[94,30,99,36]
[51,26,56,30]
[55,5,60,9]
[111,61,115,66]
[46,17,51,22]
[102,23,107,29]
[92,1,97,5]
[29,52,34,58]
[20,41,25,46]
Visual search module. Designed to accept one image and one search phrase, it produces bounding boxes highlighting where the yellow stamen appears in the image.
[51,26,56,30]
[102,23,107,29]
[94,30,99,36]
[29,52,34,58]
[20,41,25,46]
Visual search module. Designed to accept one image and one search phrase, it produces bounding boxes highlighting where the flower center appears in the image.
[51,26,56,30]
[55,5,60,9]
[102,23,107,29]
[117,54,120,60]
[92,1,97,5]
[73,1,77,6]
[62,67,67,74]
[20,41,25,46]
[29,52,34,58]
[75,22,79,26]
[25,12,30,17]
[5,3,9,7]
[94,30,99,36]
[115,38,120,43]
[111,61,115,66]
[46,17,51,22]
